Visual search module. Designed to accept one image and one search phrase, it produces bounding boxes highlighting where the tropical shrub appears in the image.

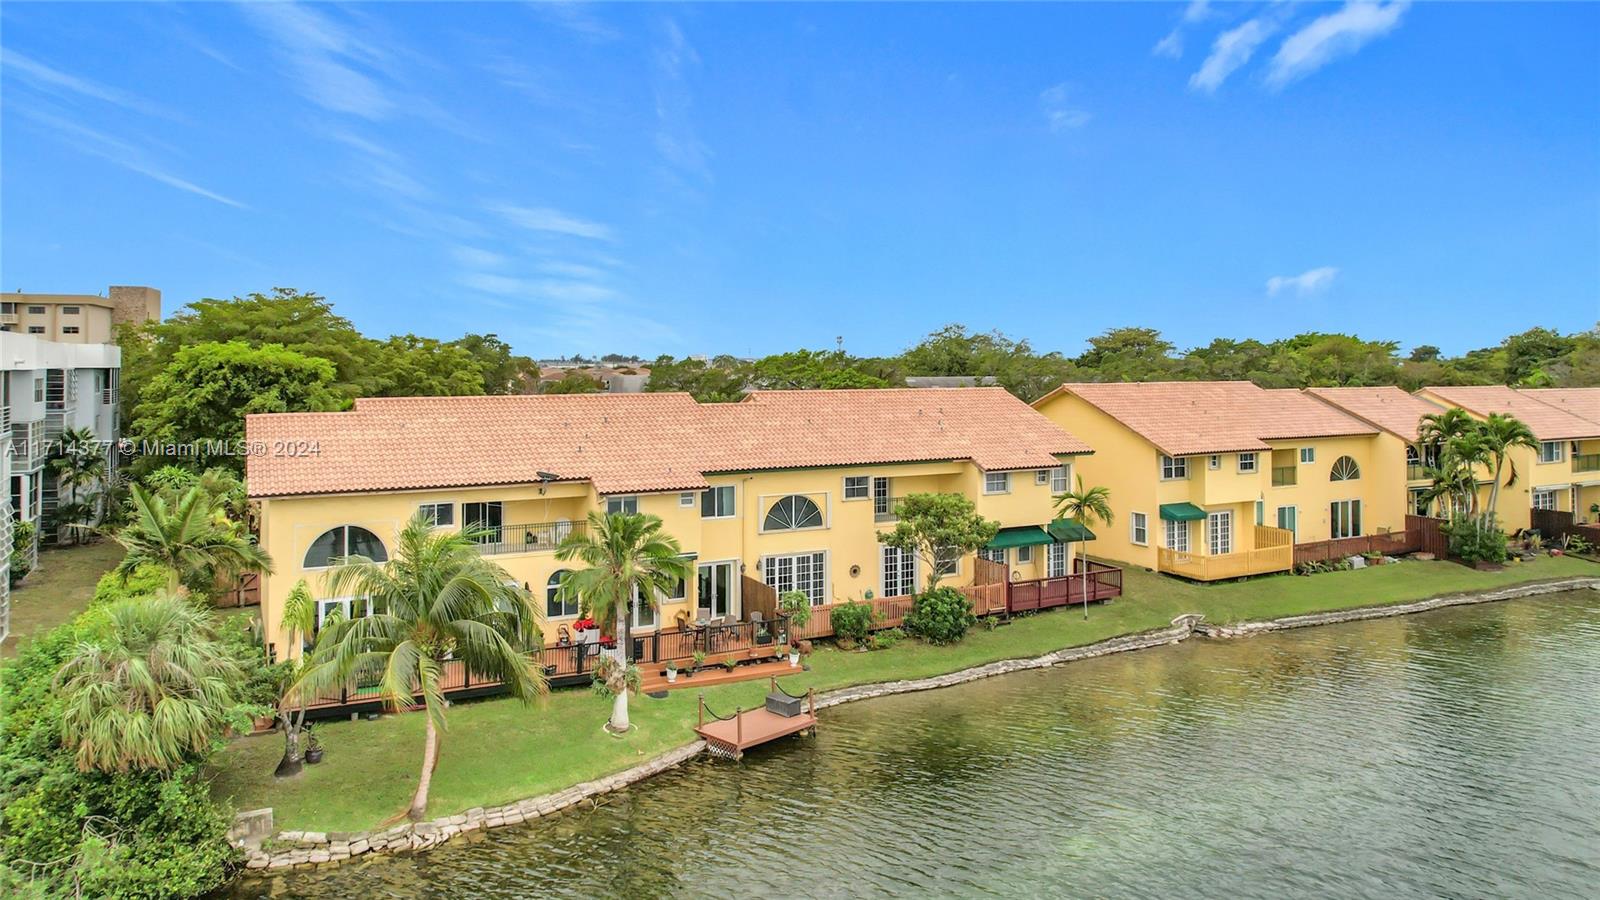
[1444,516,1508,564]
[91,564,168,606]
[9,520,35,585]
[866,627,906,651]
[829,599,877,644]
[904,587,977,645]
[777,590,812,632]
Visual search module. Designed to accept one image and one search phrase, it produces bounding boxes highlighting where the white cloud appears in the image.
[1183,1,1213,24]
[652,19,712,183]
[239,2,395,119]
[1267,1,1409,88]
[451,246,508,269]
[1190,17,1277,93]
[532,2,621,41]
[490,203,614,241]
[1,49,179,119]
[1266,266,1339,297]
[1153,1,1215,59]
[1039,83,1091,132]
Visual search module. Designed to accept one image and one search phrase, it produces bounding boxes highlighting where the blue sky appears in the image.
[3,2,1597,358]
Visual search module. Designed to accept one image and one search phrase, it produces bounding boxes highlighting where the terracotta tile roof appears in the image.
[247,388,1090,498]
[1518,388,1600,430]
[1038,381,1376,457]
[1422,385,1600,441]
[1303,386,1445,442]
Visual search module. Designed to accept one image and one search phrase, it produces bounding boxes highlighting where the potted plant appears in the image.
[665,661,678,684]
[777,590,812,646]
[784,643,800,668]
[303,730,324,765]
[722,658,738,672]
[691,650,707,673]
[1362,551,1383,566]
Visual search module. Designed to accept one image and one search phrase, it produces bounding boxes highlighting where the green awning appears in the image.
[1159,502,1207,522]
[988,525,1054,549]
[1049,519,1097,542]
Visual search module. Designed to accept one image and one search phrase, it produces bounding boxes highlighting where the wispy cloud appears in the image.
[239,2,395,119]
[1153,0,1215,59]
[652,19,712,184]
[1190,17,1277,93]
[1,48,179,119]
[11,105,247,209]
[1267,266,1339,297]
[531,2,621,42]
[490,203,615,241]
[1267,1,1409,88]
[1039,83,1091,132]
[452,246,509,269]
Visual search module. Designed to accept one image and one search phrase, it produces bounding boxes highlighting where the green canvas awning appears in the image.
[1159,502,1207,522]
[988,525,1054,549]
[1049,519,1097,542]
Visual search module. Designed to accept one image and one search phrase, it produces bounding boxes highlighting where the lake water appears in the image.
[234,590,1600,899]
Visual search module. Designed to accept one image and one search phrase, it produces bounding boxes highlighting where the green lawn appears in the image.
[2,540,124,657]
[208,554,1598,833]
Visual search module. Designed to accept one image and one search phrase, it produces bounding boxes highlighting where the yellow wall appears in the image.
[1034,392,1407,571]
[255,459,1075,659]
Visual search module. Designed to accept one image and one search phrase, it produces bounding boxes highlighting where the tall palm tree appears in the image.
[274,579,317,778]
[110,484,273,595]
[56,594,245,773]
[1418,408,1487,521]
[1053,476,1113,620]
[48,426,108,543]
[1477,412,1538,521]
[295,514,545,820]
[555,512,690,733]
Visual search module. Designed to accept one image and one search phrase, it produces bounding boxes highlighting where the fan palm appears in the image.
[1053,476,1113,619]
[294,514,545,820]
[555,512,691,733]
[56,594,245,772]
[111,484,273,595]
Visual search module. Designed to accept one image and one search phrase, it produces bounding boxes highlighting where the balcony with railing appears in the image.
[872,495,902,523]
[1406,462,1430,481]
[1574,454,1600,474]
[1271,466,1297,487]
[1157,525,1294,581]
[471,520,588,555]
[10,420,44,470]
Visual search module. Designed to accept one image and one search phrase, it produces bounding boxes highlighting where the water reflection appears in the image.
[234,591,1600,899]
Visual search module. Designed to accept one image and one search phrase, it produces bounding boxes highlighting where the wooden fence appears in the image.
[1530,509,1600,547]
[1293,530,1421,566]
[1405,514,1450,557]
[216,572,260,608]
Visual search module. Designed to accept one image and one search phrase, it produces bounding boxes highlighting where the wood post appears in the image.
[735,707,743,747]
[697,693,704,729]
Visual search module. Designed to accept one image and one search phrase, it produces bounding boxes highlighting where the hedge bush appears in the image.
[829,599,877,644]
[903,586,977,645]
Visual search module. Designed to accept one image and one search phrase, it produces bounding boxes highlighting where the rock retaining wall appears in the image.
[241,576,1598,873]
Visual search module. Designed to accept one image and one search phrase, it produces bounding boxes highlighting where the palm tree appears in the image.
[1477,412,1538,521]
[273,579,317,778]
[1053,476,1113,620]
[1418,408,1486,520]
[56,594,245,772]
[295,514,545,820]
[555,512,691,733]
[110,484,273,595]
[48,427,108,543]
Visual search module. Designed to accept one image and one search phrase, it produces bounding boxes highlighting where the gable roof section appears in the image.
[1302,386,1444,442]
[1036,381,1375,457]
[247,388,1091,498]
[1421,385,1600,441]
[1517,387,1600,430]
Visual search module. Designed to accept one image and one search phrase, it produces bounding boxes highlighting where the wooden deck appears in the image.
[641,657,798,693]
[694,680,817,758]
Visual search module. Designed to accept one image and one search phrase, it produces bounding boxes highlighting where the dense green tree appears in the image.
[1501,327,1576,386]
[645,354,749,401]
[746,349,892,390]
[451,333,536,393]
[540,369,603,394]
[369,334,485,397]
[1076,327,1177,381]
[877,493,999,591]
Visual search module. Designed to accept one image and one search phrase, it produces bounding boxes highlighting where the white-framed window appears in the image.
[1160,455,1188,480]
[61,326,80,335]
[417,502,454,527]
[315,596,377,631]
[1329,456,1361,482]
[33,377,43,401]
[701,485,736,518]
[546,570,579,619]
[978,546,1008,566]
[1050,466,1068,492]
[1532,489,1558,511]
[984,471,1010,494]
[1330,499,1362,539]
[1046,542,1068,577]
[1207,510,1232,555]
[872,477,892,518]
[1035,469,1050,486]
[606,495,638,515]
[1538,441,1564,464]
[1130,511,1148,546]
[882,545,917,598]
[935,546,961,578]
[1300,447,1316,464]
[843,476,870,500]
[1208,455,1220,470]
[1017,545,1034,564]
[630,585,657,630]
[765,551,828,606]
[764,495,823,531]
[464,501,504,543]
[1237,452,1258,473]
[303,525,389,569]
[1277,506,1298,541]
[679,492,695,507]
[1165,520,1190,552]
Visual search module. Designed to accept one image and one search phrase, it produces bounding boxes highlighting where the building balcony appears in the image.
[1407,462,1430,481]
[470,520,587,555]
[1271,466,1298,487]
[0,313,17,326]
[1157,525,1294,581]
[9,420,45,470]
[1574,454,1600,474]
[872,495,902,523]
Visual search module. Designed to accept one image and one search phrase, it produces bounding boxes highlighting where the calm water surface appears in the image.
[236,590,1600,899]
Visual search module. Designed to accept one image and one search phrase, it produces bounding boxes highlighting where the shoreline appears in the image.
[242,574,1600,873]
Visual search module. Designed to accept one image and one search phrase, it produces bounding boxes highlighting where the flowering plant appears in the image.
[574,617,597,631]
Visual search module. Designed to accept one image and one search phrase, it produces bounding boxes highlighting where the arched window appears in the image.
[764,495,823,531]
[303,525,388,568]
[547,570,579,619]
[1330,456,1361,482]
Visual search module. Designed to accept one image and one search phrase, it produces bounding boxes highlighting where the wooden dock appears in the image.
[695,680,817,759]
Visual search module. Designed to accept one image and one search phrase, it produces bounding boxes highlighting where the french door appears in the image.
[463,501,503,543]
[1330,500,1362,539]
[1207,510,1233,555]
[1276,506,1298,541]
[697,561,736,618]
[881,545,916,597]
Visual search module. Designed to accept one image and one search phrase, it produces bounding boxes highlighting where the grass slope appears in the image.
[209,555,1598,832]
[2,540,123,657]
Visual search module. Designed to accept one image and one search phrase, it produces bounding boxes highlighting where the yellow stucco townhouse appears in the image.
[1417,385,1600,531]
[1302,386,1453,518]
[245,388,1097,670]
[1034,381,1406,580]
